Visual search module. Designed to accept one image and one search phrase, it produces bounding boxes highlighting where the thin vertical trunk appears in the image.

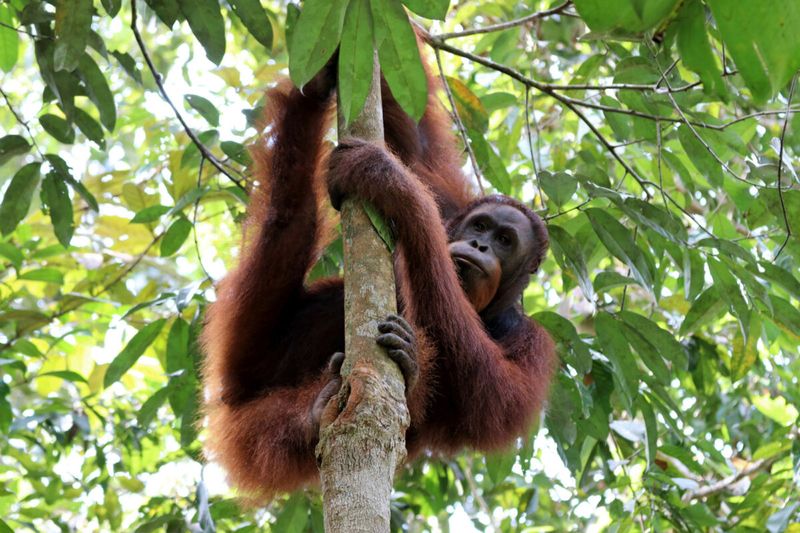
[316,52,409,532]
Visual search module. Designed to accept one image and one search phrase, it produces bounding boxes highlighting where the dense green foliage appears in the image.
[1,0,799,531]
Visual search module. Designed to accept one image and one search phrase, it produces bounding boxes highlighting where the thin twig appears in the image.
[524,86,543,209]
[424,36,652,196]
[682,456,780,502]
[655,121,669,212]
[430,34,790,131]
[775,75,797,259]
[193,156,213,281]
[645,43,764,189]
[129,0,245,191]
[461,457,499,531]
[543,199,590,221]
[0,86,44,157]
[437,1,572,41]
[420,29,728,236]
[0,20,51,39]
[540,73,738,94]
[655,59,680,89]
[433,46,485,194]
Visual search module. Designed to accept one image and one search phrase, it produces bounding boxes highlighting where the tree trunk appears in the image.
[316,52,410,532]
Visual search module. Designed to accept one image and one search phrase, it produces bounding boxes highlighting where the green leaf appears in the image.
[402,0,449,20]
[288,0,348,88]
[707,257,750,334]
[179,390,199,447]
[446,76,489,133]
[480,92,517,112]
[39,114,75,143]
[77,54,117,130]
[680,286,726,335]
[73,108,106,149]
[767,502,800,533]
[639,396,658,466]
[619,311,686,369]
[363,202,395,252]
[138,386,171,427]
[38,370,88,383]
[41,171,74,247]
[181,129,219,168]
[584,208,653,289]
[533,311,592,375]
[0,162,41,235]
[220,141,252,166]
[707,0,800,102]
[674,0,727,99]
[111,50,143,84]
[101,0,122,17]
[18,267,63,284]
[683,249,705,301]
[146,0,181,28]
[617,198,688,244]
[131,205,170,224]
[467,128,511,194]
[338,0,375,127]
[753,394,799,427]
[104,319,167,388]
[573,0,681,34]
[730,313,760,382]
[756,261,800,300]
[539,171,577,207]
[770,296,800,338]
[677,125,724,187]
[593,271,638,292]
[226,0,273,50]
[0,242,24,269]
[185,94,220,127]
[546,373,579,446]
[178,0,226,64]
[0,135,31,165]
[166,318,191,373]
[53,0,93,72]
[160,216,193,257]
[0,5,19,72]
[595,312,638,410]
[620,322,670,384]
[45,154,98,212]
[548,224,594,302]
[372,0,428,121]
[273,494,309,533]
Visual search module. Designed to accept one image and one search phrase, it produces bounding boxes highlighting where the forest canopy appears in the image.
[0,0,799,531]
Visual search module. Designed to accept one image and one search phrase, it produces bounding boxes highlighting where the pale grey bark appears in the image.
[316,52,410,532]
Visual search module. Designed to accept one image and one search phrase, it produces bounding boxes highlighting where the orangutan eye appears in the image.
[497,234,511,246]
[473,221,486,232]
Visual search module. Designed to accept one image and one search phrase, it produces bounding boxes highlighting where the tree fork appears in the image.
[315,52,410,532]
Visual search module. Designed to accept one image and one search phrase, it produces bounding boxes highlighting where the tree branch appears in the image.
[423,34,652,196]
[129,0,245,191]
[775,75,797,259]
[0,86,44,157]
[681,456,779,502]
[433,47,485,194]
[436,1,573,41]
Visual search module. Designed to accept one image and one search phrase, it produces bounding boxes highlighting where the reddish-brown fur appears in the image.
[202,70,556,500]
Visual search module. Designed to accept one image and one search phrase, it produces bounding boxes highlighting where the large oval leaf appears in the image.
[104,319,167,388]
[178,0,226,64]
[371,0,428,121]
[288,0,349,89]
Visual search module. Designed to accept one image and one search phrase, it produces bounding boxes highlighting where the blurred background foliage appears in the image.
[0,0,799,531]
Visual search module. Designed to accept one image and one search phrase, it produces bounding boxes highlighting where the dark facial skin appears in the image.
[448,204,535,312]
